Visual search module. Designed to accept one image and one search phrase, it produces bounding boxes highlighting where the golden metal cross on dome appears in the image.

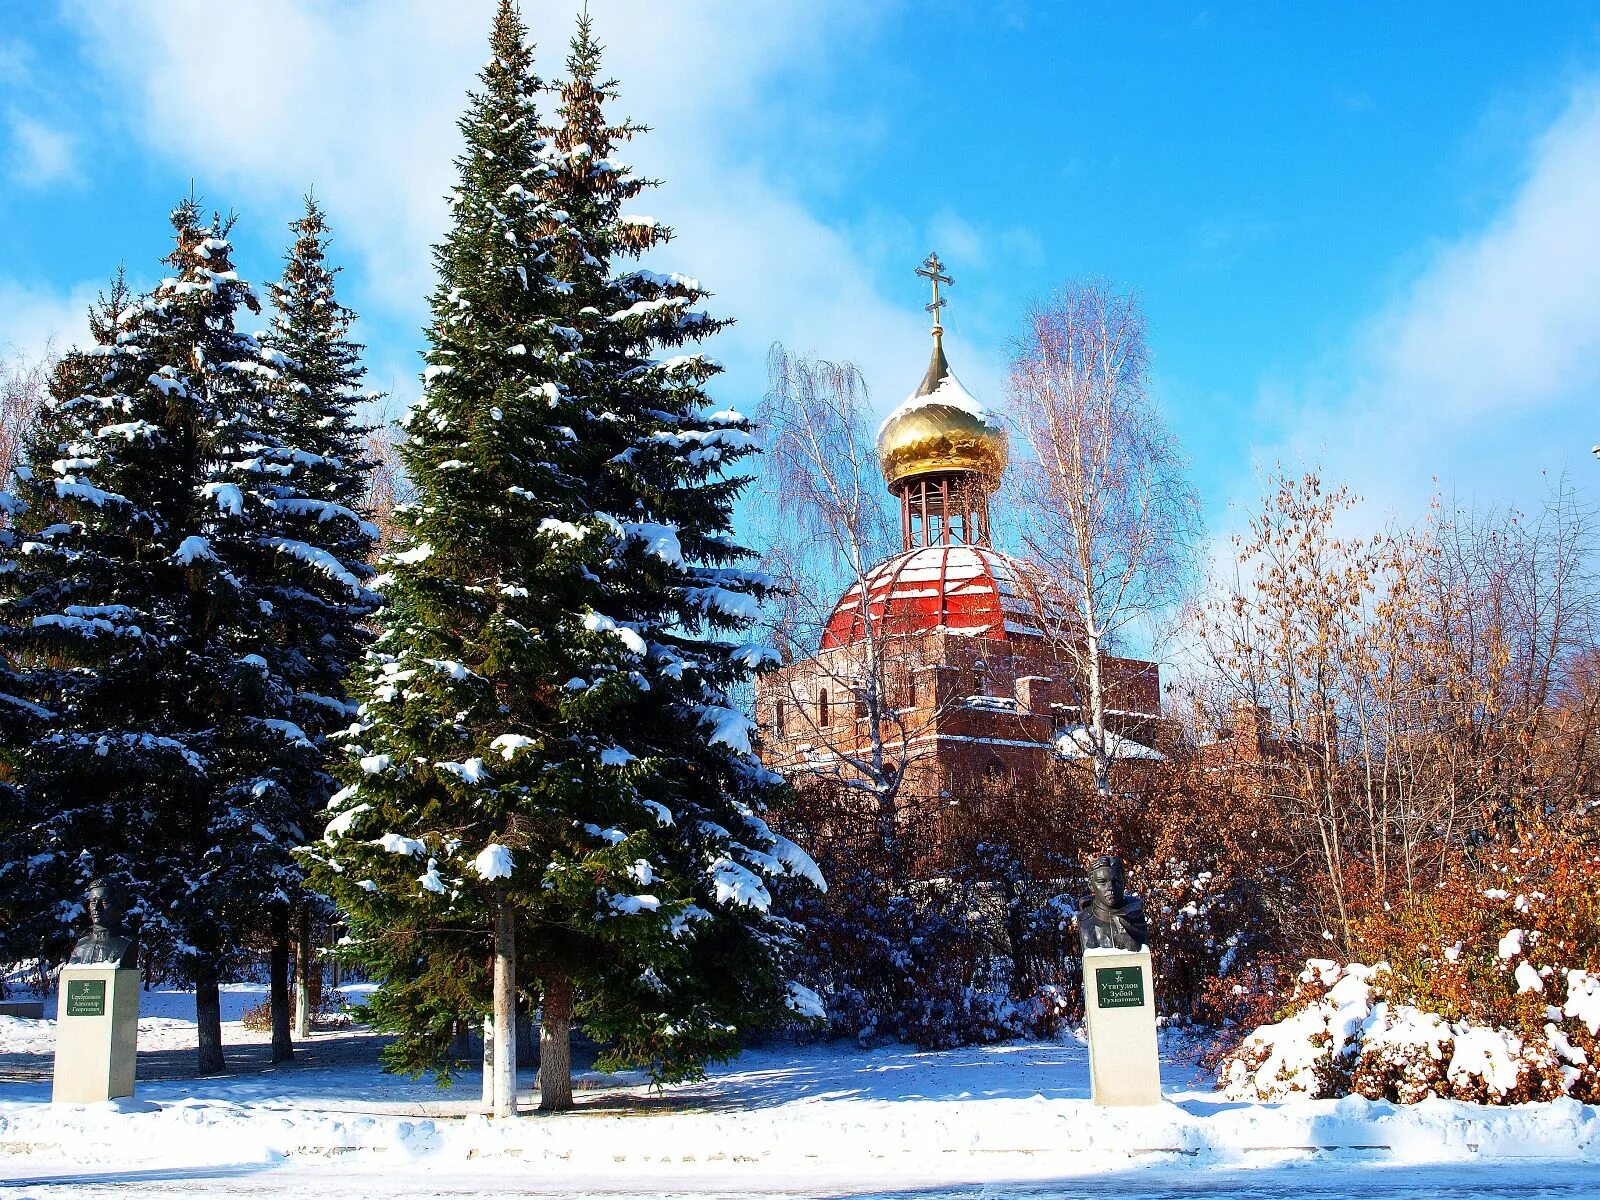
[916,252,952,337]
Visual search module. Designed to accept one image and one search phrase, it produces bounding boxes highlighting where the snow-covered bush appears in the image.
[778,800,1084,1051]
[773,758,1303,1049]
[1219,815,1600,1104]
[783,855,1075,1049]
[1218,958,1598,1103]
[1133,850,1290,1031]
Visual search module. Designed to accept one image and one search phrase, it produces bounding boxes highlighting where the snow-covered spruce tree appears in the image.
[0,276,123,961]
[0,202,327,1074]
[305,3,823,1116]
[302,1,581,1116]
[0,285,130,953]
[518,18,826,1109]
[256,197,381,1059]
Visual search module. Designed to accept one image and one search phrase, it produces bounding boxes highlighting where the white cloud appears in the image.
[67,0,482,316]
[6,109,76,186]
[1366,87,1600,424]
[1246,82,1600,524]
[928,210,987,268]
[64,0,951,416]
[0,279,96,361]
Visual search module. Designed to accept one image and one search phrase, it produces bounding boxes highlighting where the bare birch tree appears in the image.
[1007,282,1200,801]
[0,347,52,485]
[755,346,953,864]
[360,403,414,555]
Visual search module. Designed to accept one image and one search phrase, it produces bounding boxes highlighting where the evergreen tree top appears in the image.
[269,197,357,349]
[263,195,378,516]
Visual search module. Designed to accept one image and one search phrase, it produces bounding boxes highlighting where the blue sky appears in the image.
[3,1,1600,543]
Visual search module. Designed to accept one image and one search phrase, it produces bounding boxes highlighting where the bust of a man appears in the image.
[1077,854,1148,953]
[66,879,139,969]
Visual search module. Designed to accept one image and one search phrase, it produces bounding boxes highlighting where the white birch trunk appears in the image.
[481,1015,494,1110]
[492,901,517,1118]
[292,915,312,1042]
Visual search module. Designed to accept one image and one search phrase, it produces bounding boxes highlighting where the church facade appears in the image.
[754,256,1171,806]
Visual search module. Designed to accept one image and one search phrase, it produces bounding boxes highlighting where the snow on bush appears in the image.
[781,835,1083,1050]
[1219,959,1596,1104]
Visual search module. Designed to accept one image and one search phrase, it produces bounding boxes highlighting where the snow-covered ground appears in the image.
[1,982,301,1057]
[4,990,1600,1198]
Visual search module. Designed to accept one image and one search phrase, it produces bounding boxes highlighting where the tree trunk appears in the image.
[293,911,313,1041]
[492,901,518,1118]
[516,996,535,1068]
[1085,627,1113,804]
[194,962,226,1076]
[270,908,293,1063]
[537,968,574,1112]
[481,1015,495,1111]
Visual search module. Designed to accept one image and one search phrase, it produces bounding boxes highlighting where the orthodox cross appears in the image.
[916,251,952,340]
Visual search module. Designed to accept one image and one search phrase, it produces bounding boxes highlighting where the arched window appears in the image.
[818,688,830,728]
[774,698,786,736]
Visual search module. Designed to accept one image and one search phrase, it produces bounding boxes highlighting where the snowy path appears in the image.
[3,1161,1600,1199]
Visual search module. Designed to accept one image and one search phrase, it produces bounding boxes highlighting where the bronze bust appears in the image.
[1077,854,1148,952]
[66,879,139,969]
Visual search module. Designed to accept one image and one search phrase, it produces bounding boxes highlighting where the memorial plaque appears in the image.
[1095,965,1144,1009]
[54,967,140,1103]
[65,978,106,1018]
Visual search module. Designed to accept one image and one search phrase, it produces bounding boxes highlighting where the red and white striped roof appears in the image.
[822,543,1052,649]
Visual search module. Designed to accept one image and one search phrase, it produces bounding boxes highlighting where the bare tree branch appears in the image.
[0,345,53,487]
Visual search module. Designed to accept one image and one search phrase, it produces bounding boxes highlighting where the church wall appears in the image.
[754,625,1172,793]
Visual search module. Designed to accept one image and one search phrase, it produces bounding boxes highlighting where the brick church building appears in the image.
[754,257,1171,805]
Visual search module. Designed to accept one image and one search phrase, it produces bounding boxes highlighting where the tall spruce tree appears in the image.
[304,0,582,1116]
[257,198,381,1059]
[0,279,129,953]
[522,15,826,1108]
[0,281,130,960]
[307,2,823,1116]
[0,202,336,1073]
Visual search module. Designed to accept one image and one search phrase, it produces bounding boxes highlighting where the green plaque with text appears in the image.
[65,978,106,1017]
[1095,965,1145,1010]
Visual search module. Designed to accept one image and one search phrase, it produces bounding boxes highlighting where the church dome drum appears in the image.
[822,542,1051,649]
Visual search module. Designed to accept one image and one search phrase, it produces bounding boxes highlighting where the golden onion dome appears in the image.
[876,338,1008,491]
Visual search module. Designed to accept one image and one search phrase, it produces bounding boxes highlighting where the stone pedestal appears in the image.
[52,966,139,1104]
[1082,946,1161,1106]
